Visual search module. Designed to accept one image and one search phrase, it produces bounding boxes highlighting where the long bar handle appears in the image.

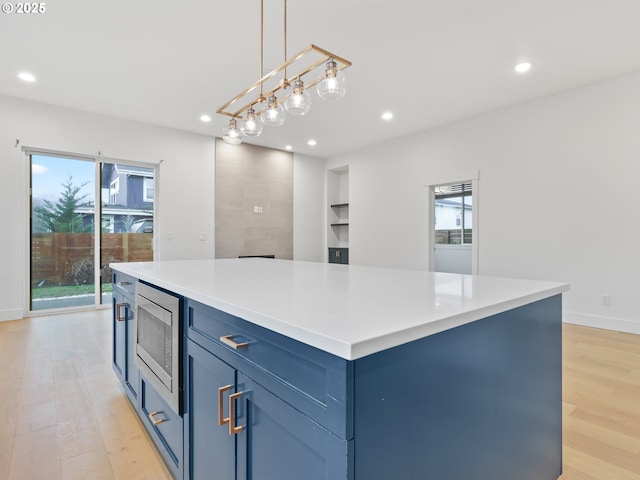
[220,335,249,350]
[229,392,243,435]
[218,385,232,426]
[116,303,128,322]
[148,411,165,426]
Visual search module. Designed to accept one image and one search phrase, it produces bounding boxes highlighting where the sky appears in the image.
[31,154,96,203]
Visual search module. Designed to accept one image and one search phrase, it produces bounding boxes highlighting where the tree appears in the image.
[34,176,92,233]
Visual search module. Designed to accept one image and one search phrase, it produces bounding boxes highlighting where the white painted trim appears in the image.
[426,171,480,274]
[0,309,24,321]
[563,311,640,335]
[471,177,479,275]
[428,169,480,188]
[426,186,435,271]
[23,149,30,318]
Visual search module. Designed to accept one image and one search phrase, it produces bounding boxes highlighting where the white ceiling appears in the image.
[2,0,640,158]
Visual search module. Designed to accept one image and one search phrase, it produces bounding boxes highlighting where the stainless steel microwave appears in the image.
[135,281,182,414]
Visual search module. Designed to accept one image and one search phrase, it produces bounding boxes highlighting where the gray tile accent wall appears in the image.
[215,139,293,259]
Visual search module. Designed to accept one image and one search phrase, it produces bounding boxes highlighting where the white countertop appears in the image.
[111,258,568,360]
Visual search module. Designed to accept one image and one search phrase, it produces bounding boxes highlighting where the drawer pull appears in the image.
[229,392,243,435]
[218,385,232,426]
[116,303,128,322]
[148,411,165,426]
[220,335,248,350]
[118,281,132,286]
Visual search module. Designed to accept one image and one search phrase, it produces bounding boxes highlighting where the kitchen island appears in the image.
[111,258,568,480]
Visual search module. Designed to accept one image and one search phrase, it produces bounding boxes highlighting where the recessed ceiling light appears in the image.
[514,62,531,73]
[200,114,212,122]
[307,139,317,146]
[18,72,36,82]
[382,112,393,121]
[285,145,293,150]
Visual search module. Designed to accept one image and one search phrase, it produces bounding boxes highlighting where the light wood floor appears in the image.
[561,323,640,480]
[0,309,171,480]
[0,313,639,479]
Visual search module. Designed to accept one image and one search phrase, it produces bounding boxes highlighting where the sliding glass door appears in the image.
[30,154,96,310]
[29,153,155,312]
[99,162,155,303]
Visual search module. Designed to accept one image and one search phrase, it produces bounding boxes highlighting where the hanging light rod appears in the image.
[218,0,352,144]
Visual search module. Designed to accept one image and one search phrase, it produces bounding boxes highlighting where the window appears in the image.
[143,177,154,202]
[434,183,472,245]
[110,177,120,204]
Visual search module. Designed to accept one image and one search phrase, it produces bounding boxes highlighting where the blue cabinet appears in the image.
[113,271,562,480]
[139,375,184,480]
[328,247,348,264]
[113,272,183,479]
[183,295,561,480]
[112,293,125,380]
[185,339,235,480]
[184,301,352,480]
[235,373,351,480]
[112,272,139,405]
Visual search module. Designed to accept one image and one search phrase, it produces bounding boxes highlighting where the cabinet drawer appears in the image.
[113,271,136,296]
[140,376,183,474]
[186,299,353,440]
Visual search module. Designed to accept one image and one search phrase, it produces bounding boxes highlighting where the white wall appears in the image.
[0,95,327,321]
[293,153,326,262]
[0,95,216,320]
[327,71,640,334]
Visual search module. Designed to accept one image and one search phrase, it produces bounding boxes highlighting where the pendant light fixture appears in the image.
[222,118,243,145]
[241,107,263,136]
[317,60,347,101]
[262,94,286,126]
[284,79,312,115]
[217,0,352,144]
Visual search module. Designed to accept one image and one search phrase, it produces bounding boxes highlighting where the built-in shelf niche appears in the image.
[330,203,349,226]
[327,167,349,263]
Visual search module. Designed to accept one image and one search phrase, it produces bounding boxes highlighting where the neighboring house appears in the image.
[434,198,472,230]
[101,164,154,233]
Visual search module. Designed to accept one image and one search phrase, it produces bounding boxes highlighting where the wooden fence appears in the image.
[435,228,472,245]
[31,232,153,286]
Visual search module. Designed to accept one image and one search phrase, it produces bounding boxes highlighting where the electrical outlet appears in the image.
[258,206,263,214]
[254,206,259,213]
[601,295,611,306]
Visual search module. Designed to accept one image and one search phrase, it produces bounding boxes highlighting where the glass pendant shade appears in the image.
[317,60,346,101]
[261,95,286,127]
[222,118,243,145]
[284,79,312,116]
[242,108,263,136]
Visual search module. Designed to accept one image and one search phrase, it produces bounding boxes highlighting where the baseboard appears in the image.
[563,311,640,335]
[0,308,24,322]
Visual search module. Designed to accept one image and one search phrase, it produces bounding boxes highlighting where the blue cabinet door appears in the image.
[235,373,352,480]
[186,339,236,480]
[113,281,139,405]
[112,294,126,382]
[123,299,139,403]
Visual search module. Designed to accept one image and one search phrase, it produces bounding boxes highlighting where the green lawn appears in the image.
[31,283,113,299]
